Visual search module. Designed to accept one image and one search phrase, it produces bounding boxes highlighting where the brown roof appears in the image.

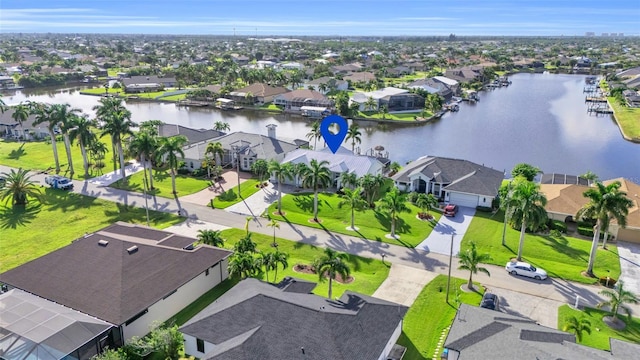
[276,89,328,101]
[233,83,289,97]
[605,178,640,228]
[0,222,232,325]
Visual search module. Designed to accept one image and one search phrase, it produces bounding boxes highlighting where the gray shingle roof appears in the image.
[158,124,225,145]
[0,222,232,325]
[180,278,408,360]
[183,131,299,161]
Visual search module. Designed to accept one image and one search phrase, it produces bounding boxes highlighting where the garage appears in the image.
[616,227,640,244]
[448,192,479,208]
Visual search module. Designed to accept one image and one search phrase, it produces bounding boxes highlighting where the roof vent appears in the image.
[98,240,109,247]
[127,245,138,254]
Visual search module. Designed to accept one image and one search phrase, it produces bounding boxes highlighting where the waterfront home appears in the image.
[0,222,232,343]
[302,76,348,94]
[622,90,640,107]
[392,156,503,208]
[342,71,376,84]
[121,75,177,93]
[228,83,289,105]
[0,108,49,140]
[179,277,408,360]
[273,89,333,114]
[350,87,424,112]
[408,77,458,102]
[0,75,21,90]
[158,124,226,145]
[445,67,482,83]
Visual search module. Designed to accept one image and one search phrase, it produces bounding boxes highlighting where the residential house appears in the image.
[121,75,177,93]
[273,89,333,114]
[228,83,289,105]
[332,63,363,74]
[0,75,21,90]
[408,77,458,102]
[616,66,640,78]
[392,156,504,208]
[0,289,116,360]
[622,90,640,107]
[343,71,376,84]
[387,66,412,77]
[158,124,226,145]
[179,277,408,360]
[230,55,250,66]
[622,75,640,90]
[303,76,348,94]
[350,87,424,112]
[280,147,385,188]
[444,304,639,359]
[433,76,461,96]
[445,68,482,83]
[0,222,233,343]
[0,108,49,140]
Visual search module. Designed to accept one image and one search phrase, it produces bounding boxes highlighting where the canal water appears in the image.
[2,73,638,181]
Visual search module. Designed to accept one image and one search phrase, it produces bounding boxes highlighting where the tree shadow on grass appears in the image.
[0,202,42,229]
[42,188,99,213]
[7,144,26,160]
[292,194,315,213]
[373,210,411,235]
[539,234,589,262]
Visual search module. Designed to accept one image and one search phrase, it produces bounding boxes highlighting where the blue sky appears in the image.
[1,0,638,36]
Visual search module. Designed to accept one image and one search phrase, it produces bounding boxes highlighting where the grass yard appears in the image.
[256,103,283,112]
[609,98,640,140]
[79,87,124,96]
[218,228,390,298]
[110,169,211,198]
[557,305,640,351]
[398,275,484,360]
[164,278,240,326]
[354,111,429,122]
[212,179,263,209]
[159,94,187,102]
[0,138,116,180]
[267,192,440,248]
[462,211,621,284]
[0,189,183,273]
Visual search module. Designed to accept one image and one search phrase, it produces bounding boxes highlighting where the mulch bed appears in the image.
[293,264,354,284]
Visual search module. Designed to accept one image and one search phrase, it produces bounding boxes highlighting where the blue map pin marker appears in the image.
[320,115,348,154]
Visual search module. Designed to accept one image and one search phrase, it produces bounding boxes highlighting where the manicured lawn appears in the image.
[355,111,430,122]
[398,275,484,360]
[159,94,187,102]
[256,103,283,112]
[557,305,640,351]
[462,211,621,284]
[0,138,116,180]
[212,179,263,209]
[609,98,640,140]
[267,192,440,248]
[79,87,124,96]
[218,228,390,298]
[0,189,183,273]
[164,278,239,326]
[110,169,211,198]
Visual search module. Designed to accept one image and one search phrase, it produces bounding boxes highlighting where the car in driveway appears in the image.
[480,292,499,310]
[443,204,458,217]
[505,261,547,280]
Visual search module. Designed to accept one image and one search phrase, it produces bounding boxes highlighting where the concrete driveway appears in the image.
[616,241,640,295]
[486,286,562,328]
[415,207,476,255]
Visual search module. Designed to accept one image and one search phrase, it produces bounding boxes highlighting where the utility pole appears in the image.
[501,181,512,246]
[446,234,455,304]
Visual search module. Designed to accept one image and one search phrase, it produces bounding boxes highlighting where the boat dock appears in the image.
[176,100,210,107]
[585,97,607,103]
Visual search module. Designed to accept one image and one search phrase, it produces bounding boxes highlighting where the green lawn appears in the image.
[159,94,187,102]
[110,169,211,198]
[212,179,263,209]
[0,190,183,273]
[0,138,116,180]
[256,103,283,112]
[355,111,431,122]
[79,87,124,96]
[557,305,640,351]
[462,211,621,284]
[609,98,640,140]
[398,275,484,360]
[267,192,440,248]
[219,228,390,298]
[164,278,240,326]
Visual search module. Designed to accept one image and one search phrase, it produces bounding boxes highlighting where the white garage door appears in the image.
[449,192,478,208]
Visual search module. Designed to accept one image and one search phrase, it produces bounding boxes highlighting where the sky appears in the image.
[1,0,639,37]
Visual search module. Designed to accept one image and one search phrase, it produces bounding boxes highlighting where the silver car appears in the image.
[505,261,547,280]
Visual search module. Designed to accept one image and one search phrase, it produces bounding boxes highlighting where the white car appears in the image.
[505,261,547,280]
[44,175,74,190]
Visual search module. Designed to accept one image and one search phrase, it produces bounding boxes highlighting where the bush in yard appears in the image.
[548,220,568,233]
[218,189,238,201]
[476,206,493,212]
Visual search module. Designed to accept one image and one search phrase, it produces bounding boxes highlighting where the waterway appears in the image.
[2,73,638,182]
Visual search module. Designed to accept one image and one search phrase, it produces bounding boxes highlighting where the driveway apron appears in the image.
[415,207,476,255]
[616,241,640,296]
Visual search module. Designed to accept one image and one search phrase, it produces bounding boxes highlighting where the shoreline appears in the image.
[606,98,640,144]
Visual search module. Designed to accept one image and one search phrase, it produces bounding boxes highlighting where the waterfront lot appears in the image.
[110,169,211,198]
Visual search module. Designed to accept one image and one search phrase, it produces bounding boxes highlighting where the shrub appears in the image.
[218,189,238,202]
[176,168,190,175]
[476,206,493,213]
[548,220,568,233]
[407,191,419,203]
[577,226,605,239]
[191,167,207,177]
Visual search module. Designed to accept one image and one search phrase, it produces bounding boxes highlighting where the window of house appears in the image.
[205,269,209,276]
[197,338,205,353]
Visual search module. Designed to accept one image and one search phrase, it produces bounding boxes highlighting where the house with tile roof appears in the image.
[157,124,225,145]
[179,277,408,360]
[273,89,333,114]
[228,83,289,105]
[350,87,424,112]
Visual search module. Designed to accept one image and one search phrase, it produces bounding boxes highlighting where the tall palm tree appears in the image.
[68,115,97,178]
[272,249,289,283]
[562,316,591,343]
[0,168,42,208]
[506,178,548,261]
[197,229,225,247]
[268,160,293,214]
[205,142,225,178]
[364,96,377,112]
[234,232,258,254]
[457,241,492,289]
[306,121,322,150]
[30,102,62,173]
[157,135,187,195]
[228,252,258,279]
[359,174,386,206]
[95,97,135,182]
[379,187,410,238]
[292,163,308,188]
[577,181,633,276]
[596,280,639,325]
[11,102,30,141]
[50,104,82,176]
[128,129,158,190]
[258,252,276,282]
[339,172,358,190]
[267,219,280,246]
[301,159,332,222]
[213,121,230,133]
[339,187,367,230]
[315,248,351,299]
[345,124,362,152]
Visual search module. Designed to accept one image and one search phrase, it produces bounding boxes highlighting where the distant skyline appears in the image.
[1,0,639,37]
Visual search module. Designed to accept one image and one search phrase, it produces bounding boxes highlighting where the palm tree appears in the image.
[50,104,82,176]
[258,252,276,282]
[345,124,362,152]
[292,163,308,188]
[577,181,633,276]
[339,172,358,190]
[205,142,225,178]
[95,97,135,182]
[89,140,108,174]
[457,241,492,289]
[380,105,389,119]
[315,248,351,299]
[128,129,158,190]
[364,96,377,112]
[359,174,386,206]
[267,219,280,246]
[562,316,592,342]
[157,135,187,195]
[268,160,293,214]
[234,232,258,254]
[597,280,639,325]
[228,252,258,279]
[272,249,289,283]
[30,102,62,173]
[389,161,402,175]
[415,193,438,217]
[379,187,410,238]
[11,102,30,141]
[506,178,548,261]
[68,115,97,178]
[197,229,225,247]
[0,168,42,208]
[339,187,367,230]
[213,121,230,133]
[306,121,322,150]
[301,159,332,222]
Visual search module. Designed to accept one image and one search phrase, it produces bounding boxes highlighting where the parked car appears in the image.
[44,175,74,190]
[480,292,499,310]
[505,261,547,280]
[444,204,458,217]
